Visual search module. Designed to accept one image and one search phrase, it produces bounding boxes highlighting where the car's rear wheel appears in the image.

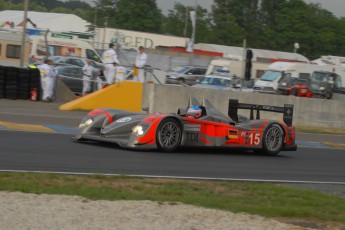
[156,118,182,152]
[262,123,284,156]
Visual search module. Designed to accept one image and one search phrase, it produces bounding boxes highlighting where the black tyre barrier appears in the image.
[0,65,42,101]
[0,89,4,99]
[5,89,18,100]
[0,70,6,80]
[18,90,30,100]
[6,67,18,78]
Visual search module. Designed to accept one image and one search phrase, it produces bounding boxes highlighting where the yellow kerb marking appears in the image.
[0,121,56,133]
[323,142,345,150]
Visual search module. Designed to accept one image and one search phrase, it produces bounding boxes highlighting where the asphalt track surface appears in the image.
[0,99,344,187]
[0,129,345,185]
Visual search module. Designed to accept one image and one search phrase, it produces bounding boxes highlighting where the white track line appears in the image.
[1,169,345,185]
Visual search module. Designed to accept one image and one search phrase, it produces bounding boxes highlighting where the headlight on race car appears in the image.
[132,125,145,136]
[79,118,93,128]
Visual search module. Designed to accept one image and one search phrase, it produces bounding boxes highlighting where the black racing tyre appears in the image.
[262,123,284,156]
[156,118,182,152]
[5,90,18,100]
[18,90,30,100]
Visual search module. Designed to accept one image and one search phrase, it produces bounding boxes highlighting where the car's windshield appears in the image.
[171,66,190,73]
[198,77,231,87]
[260,70,282,82]
[311,72,330,83]
[57,67,69,74]
[50,56,62,62]
[90,61,99,68]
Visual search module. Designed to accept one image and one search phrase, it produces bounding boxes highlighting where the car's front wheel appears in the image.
[177,78,185,85]
[156,118,182,152]
[262,123,284,156]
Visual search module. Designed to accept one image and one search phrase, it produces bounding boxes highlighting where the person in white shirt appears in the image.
[115,65,127,82]
[82,59,94,95]
[38,59,58,102]
[134,46,147,83]
[102,43,120,84]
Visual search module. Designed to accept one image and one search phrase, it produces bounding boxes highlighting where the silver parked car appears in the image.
[193,75,233,90]
[56,65,100,95]
[165,65,207,85]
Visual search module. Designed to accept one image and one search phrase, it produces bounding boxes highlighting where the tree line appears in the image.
[1,0,345,59]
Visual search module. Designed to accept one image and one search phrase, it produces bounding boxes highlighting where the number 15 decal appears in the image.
[248,133,260,145]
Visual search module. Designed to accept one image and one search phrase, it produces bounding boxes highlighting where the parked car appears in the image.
[165,66,207,85]
[56,65,99,95]
[277,71,342,99]
[192,75,237,90]
[51,56,102,67]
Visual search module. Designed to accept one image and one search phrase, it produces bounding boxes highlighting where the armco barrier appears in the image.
[142,84,345,129]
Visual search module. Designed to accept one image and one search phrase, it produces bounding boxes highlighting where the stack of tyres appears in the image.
[0,66,5,99]
[5,67,18,100]
[18,68,31,100]
[29,68,41,101]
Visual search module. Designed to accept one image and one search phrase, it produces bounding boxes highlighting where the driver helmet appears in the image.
[186,105,202,118]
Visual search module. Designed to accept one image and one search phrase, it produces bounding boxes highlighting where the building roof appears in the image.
[0,10,91,33]
[195,43,309,62]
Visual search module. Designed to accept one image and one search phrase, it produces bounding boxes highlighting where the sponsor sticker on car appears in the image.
[116,117,132,123]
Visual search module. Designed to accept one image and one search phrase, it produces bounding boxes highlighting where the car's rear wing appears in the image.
[228,99,294,127]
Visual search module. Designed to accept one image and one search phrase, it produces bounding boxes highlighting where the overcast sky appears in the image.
[81,0,345,18]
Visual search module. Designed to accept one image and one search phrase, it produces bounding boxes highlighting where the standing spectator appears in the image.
[134,46,147,82]
[38,59,58,102]
[82,59,94,95]
[102,43,120,84]
[96,74,106,90]
[115,65,127,82]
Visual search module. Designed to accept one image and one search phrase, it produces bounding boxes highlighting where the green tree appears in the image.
[51,7,73,14]
[268,0,338,58]
[161,3,212,45]
[211,0,261,47]
[95,0,162,33]
[209,6,246,46]
[161,3,190,36]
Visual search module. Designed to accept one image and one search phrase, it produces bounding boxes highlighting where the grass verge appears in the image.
[296,126,345,135]
[1,172,345,229]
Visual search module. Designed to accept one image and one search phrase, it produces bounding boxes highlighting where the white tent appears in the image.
[195,43,309,62]
[0,10,91,33]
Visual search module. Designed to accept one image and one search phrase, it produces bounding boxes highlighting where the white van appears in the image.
[29,35,102,64]
[0,31,31,67]
[206,59,268,79]
[253,62,333,93]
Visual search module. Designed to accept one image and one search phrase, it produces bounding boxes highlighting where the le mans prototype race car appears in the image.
[74,97,297,156]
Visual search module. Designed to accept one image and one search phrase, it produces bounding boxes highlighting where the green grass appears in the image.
[1,172,345,228]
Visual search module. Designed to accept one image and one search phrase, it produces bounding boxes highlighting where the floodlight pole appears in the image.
[20,0,29,67]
